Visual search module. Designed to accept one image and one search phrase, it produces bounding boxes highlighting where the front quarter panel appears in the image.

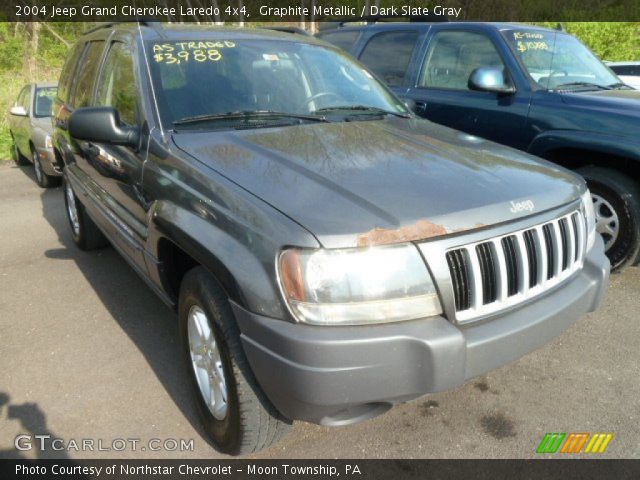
[143,134,320,319]
[528,129,640,162]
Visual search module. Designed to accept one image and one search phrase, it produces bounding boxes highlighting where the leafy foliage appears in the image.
[539,22,640,61]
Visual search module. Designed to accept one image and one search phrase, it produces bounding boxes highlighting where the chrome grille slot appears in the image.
[475,243,497,305]
[501,236,519,296]
[445,209,586,323]
[523,230,538,288]
[542,224,555,280]
[446,249,471,311]
[559,218,569,271]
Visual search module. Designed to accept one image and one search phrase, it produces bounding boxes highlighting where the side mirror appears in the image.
[69,107,139,148]
[468,67,515,94]
[403,98,417,113]
[9,105,27,116]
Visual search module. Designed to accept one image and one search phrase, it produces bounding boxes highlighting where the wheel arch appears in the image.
[527,131,640,178]
[147,202,286,319]
[156,235,241,309]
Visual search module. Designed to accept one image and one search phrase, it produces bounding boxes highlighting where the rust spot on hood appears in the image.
[356,220,448,247]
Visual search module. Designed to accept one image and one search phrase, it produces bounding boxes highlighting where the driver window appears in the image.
[96,42,138,125]
[420,31,505,90]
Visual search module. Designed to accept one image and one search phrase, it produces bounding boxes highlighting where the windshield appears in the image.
[34,86,56,117]
[502,29,621,90]
[146,39,407,128]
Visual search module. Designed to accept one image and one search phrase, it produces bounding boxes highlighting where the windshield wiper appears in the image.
[172,110,328,126]
[553,82,613,91]
[313,105,411,118]
[606,82,631,89]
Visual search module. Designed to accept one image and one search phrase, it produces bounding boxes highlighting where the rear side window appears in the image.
[96,42,138,125]
[358,31,419,86]
[57,43,83,104]
[318,30,360,53]
[71,41,105,109]
[419,31,505,90]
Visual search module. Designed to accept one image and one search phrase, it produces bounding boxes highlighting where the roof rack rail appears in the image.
[82,20,162,35]
[318,14,447,31]
[264,26,311,36]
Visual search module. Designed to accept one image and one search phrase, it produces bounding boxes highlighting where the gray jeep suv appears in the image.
[52,23,609,455]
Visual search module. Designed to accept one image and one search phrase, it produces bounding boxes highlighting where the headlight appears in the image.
[277,244,442,325]
[45,135,52,149]
[581,189,596,252]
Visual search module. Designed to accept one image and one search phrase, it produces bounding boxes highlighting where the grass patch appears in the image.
[0,73,26,162]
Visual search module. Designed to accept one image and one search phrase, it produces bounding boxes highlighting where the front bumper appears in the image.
[35,147,61,176]
[232,235,609,426]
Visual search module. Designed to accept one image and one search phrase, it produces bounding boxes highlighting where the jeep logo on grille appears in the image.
[510,200,535,213]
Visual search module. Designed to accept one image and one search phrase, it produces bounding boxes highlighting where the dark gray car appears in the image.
[52,23,609,455]
[8,82,60,188]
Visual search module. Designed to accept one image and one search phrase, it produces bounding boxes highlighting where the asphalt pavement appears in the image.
[0,161,638,459]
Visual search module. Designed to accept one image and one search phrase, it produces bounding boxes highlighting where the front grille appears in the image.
[446,210,586,323]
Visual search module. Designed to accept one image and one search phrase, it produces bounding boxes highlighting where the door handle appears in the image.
[414,101,428,114]
[86,142,100,156]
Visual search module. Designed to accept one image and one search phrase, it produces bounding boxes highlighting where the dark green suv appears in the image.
[319,22,640,270]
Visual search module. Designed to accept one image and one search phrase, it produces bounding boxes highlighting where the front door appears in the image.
[404,29,531,150]
[85,40,148,264]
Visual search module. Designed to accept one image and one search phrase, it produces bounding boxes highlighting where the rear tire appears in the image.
[32,146,59,188]
[11,134,28,166]
[578,166,640,271]
[179,267,291,455]
[63,176,108,251]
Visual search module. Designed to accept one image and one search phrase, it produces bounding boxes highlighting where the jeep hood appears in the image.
[173,118,583,248]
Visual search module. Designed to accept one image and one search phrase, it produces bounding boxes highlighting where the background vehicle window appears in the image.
[502,30,618,89]
[420,31,505,90]
[96,42,138,125]
[71,41,105,109]
[16,86,30,110]
[57,43,83,104]
[318,31,360,52]
[358,31,419,86]
[34,87,57,117]
[611,65,639,76]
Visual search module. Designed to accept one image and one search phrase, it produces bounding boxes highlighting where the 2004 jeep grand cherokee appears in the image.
[52,23,609,455]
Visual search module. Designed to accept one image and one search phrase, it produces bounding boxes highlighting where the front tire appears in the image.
[63,176,108,251]
[11,134,28,166]
[32,146,59,188]
[578,166,640,271]
[179,267,291,455]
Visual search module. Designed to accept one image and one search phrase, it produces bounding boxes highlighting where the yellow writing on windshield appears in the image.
[152,41,236,65]
[516,40,549,52]
[513,31,545,40]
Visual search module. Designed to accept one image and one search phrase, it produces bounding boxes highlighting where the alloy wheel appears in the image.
[65,181,81,237]
[592,193,619,251]
[187,305,228,421]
